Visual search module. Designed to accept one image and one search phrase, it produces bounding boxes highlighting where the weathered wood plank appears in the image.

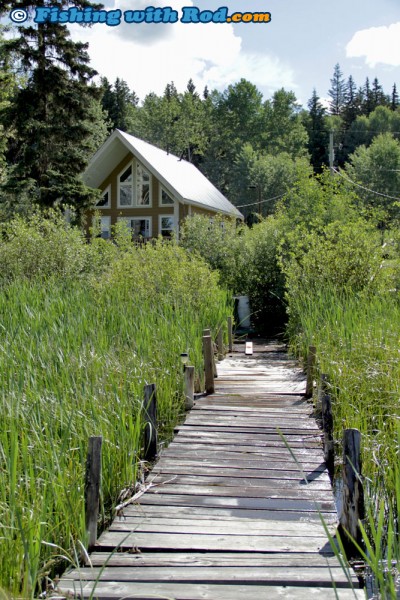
[145,483,334,500]
[147,473,332,488]
[153,460,328,476]
[95,531,334,554]
[63,565,356,586]
[135,493,336,512]
[178,426,321,436]
[86,551,352,569]
[172,436,322,449]
[107,519,331,537]
[191,407,315,418]
[57,581,363,599]
[121,503,338,523]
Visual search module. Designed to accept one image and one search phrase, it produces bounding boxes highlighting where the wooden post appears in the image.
[217,327,224,360]
[203,328,217,378]
[85,436,102,551]
[227,316,233,353]
[184,366,195,410]
[202,335,215,394]
[305,345,316,398]
[340,428,364,550]
[321,383,334,479]
[316,372,329,413]
[143,383,158,462]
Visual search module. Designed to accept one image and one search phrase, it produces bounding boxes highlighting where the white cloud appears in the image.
[346,22,400,68]
[69,0,296,99]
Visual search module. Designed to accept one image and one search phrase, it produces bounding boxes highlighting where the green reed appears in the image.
[286,285,400,597]
[0,239,231,597]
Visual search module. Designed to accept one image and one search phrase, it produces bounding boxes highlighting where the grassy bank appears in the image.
[0,224,231,597]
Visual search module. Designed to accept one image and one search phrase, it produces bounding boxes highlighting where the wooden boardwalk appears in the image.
[58,341,363,599]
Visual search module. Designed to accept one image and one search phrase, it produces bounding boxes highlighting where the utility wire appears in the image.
[333,168,400,201]
[236,193,286,209]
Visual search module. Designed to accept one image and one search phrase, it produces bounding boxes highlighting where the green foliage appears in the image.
[261,88,309,159]
[276,167,359,233]
[100,76,139,133]
[0,1,108,214]
[232,144,311,217]
[304,89,329,172]
[282,220,385,309]
[328,63,347,116]
[345,132,400,228]
[0,210,89,280]
[0,212,231,597]
[346,106,400,154]
[180,213,242,291]
[133,81,209,164]
[180,213,286,331]
[240,218,286,329]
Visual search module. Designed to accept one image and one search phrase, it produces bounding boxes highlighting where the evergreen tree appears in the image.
[371,77,386,110]
[0,28,16,185]
[100,77,138,132]
[0,1,108,214]
[343,75,360,128]
[113,77,138,130]
[186,78,197,95]
[306,89,328,172]
[391,84,399,111]
[362,78,374,116]
[328,64,346,116]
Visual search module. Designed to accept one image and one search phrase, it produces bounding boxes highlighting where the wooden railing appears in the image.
[306,345,365,552]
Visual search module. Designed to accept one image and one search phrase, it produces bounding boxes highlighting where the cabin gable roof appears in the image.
[84,130,243,219]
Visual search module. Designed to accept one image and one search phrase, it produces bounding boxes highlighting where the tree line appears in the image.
[0,2,399,229]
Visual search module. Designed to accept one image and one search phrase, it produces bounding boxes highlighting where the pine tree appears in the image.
[1,1,108,214]
[306,89,328,172]
[186,78,197,96]
[328,64,346,116]
[113,78,138,130]
[362,78,374,115]
[371,77,386,110]
[342,75,360,128]
[391,84,399,111]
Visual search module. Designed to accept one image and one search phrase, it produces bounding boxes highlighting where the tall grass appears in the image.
[0,220,231,597]
[286,285,400,597]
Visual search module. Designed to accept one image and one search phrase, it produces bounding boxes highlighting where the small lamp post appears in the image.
[180,353,189,371]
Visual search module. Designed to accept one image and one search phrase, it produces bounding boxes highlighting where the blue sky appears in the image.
[65,0,398,105]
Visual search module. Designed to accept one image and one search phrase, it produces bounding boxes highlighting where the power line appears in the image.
[333,168,400,201]
[236,193,285,209]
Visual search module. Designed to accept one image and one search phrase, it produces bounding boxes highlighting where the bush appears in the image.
[0,210,88,281]
[240,218,286,331]
[281,219,390,339]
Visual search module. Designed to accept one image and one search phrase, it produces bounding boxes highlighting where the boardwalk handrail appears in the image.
[306,346,365,556]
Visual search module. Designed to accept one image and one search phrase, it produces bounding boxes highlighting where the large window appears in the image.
[159,216,175,238]
[118,161,152,208]
[96,185,111,208]
[118,165,133,207]
[118,217,152,239]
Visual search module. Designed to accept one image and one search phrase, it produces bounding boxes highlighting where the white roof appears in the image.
[83,130,243,219]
